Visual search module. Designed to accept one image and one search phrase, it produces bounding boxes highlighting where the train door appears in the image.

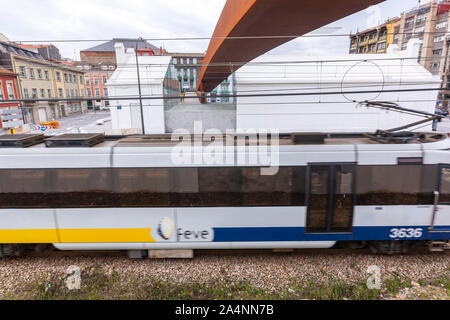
[306,164,355,233]
[431,165,450,232]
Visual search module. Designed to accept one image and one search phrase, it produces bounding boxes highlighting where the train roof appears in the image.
[0,132,448,169]
[0,132,449,149]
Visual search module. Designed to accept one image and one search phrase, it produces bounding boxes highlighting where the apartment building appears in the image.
[349,18,401,54]
[0,39,88,124]
[169,53,205,92]
[54,64,88,116]
[77,62,114,109]
[10,52,59,124]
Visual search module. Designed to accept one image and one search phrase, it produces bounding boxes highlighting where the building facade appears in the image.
[54,64,88,117]
[169,53,204,92]
[77,62,115,109]
[349,18,400,54]
[0,67,20,130]
[10,53,59,124]
[0,39,88,124]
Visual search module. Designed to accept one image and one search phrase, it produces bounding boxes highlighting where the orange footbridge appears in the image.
[197,0,384,94]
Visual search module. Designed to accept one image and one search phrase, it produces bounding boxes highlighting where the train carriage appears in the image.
[0,132,449,256]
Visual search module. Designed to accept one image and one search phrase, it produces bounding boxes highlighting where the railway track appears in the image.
[16,246,448,259]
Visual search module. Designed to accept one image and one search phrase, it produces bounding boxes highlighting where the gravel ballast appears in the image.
[0,251,448,299]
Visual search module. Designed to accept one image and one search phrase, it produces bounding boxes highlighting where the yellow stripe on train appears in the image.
[0,228,156,244]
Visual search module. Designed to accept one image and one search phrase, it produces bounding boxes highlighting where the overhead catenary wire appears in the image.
[3,87,448,104]
[8,29,450,43]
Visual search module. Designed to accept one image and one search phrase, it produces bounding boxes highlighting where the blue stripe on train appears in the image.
[212,226,450,242]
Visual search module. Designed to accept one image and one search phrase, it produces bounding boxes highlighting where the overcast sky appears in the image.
[1,0,430,60]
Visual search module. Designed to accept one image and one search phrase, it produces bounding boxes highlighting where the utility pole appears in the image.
[135,37,145,135]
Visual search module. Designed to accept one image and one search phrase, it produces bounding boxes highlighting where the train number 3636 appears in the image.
[389,228,423,239]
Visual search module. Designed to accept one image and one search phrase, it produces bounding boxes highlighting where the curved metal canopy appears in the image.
[197,0,385,93]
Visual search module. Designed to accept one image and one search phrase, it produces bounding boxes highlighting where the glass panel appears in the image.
[241,167,294,206]
[307,167,329,232]
[197,168,241,206]
[332,166,354,231]
[441,167,450,203]
[114,168,172,207]
[356,165,423,205]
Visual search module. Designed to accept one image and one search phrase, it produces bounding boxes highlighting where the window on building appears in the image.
[81,89,84,97]
[79,76,83,84]
[47,89,52,98]
[87,88,91,97]
[23,88,29,99]
[32,88,37,98]
[405,18,414,28]
[71,89,74,97]
[103,88,108,96]
[19,66,25,77]
[415,26,425,34]
[430,62,440,68]
[193,58,197,64]
[436,21,448,30]
[64,73,68,82]
[434,35,445,43]
[95,88,100,97]
[56,72,61,82]
[58,88,63,98]
[102,76,107,84]
[0,84,3,100]
[85,77,90,85]
[66,89,70,97]
[84,65,90,71]
[433,49,443,55]
[416,14,426,24]
[377,42,386,50]
[94,76,98,85]
[6,83,14,99]
[40,89,45,98]
[29,69,35,79]
[37,69,42,79]
[44,70,49,80]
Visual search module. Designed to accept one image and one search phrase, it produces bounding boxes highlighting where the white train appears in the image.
[0,132,448,257]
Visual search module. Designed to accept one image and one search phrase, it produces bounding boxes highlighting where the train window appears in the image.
[113,168,172,207]
[114,168,171,193]
[54,169,111,193]
[0,169,51,208]
[332,166,354,231]
[241,167,294,206]
[307,166,329,232]
[197,168,241,206]
[0,166,308,208]
[0,169,48,193]
[356,165,425,205]
[440,167,450,203]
